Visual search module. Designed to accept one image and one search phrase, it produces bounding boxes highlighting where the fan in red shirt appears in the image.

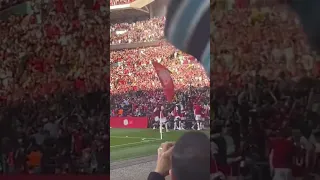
[269,129,295,180]
[72,130,84,155]
[29,59,45,73]
[75,78,86,92]
[313,152,320,176]
[180,106,186,121]
[211,157,225,180]
[55,0,65,13]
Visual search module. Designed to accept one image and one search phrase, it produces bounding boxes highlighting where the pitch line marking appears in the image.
[110,139,162,148]
[110,136,159,140]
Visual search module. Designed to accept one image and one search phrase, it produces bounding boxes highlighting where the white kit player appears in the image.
[160,105,169,132]
[203,104,210,127]
[180,104,186,127]
[193,103,203,130]
[153,106,160,129]
[179,103,185,130]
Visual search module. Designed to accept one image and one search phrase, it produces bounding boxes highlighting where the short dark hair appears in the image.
[171,131,210,180]
[211,123,223,134]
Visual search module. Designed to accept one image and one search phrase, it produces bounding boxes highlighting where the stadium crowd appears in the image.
[110,9,210,129]
[211,5,320,180]
[0,0,108,103]
[212,6,318,86]
[110,41,210,129]
[1,92,109,174]
[111,44,208,93]
[110,0,134,6]
[111,17,165,44]
[0,0,109,175]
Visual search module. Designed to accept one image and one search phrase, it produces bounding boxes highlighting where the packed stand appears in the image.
[211,6,320,180]
[0,91,109,174]
[110,17,165,44]
[0,0,109,175]
[110,0,134,6]
[110,43,210,130]
[0,0,109,104]
[111,44,209,94]
[213,0,283,10]
[212,6,319,86]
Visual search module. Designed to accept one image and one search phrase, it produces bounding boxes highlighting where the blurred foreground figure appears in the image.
[289,0,320,54]
[164,0,210,76]
[147,132,210,180]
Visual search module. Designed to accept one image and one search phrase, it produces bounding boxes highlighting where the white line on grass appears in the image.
[110,139,162,148]
[110,136,159,140]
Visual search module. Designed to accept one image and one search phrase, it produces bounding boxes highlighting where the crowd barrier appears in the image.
[110,116,149,128]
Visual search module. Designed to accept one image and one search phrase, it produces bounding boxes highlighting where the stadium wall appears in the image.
[110,117,149,128]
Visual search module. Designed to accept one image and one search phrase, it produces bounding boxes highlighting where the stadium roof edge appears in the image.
[130,0,154,9]
[110,4,130,11]
[110,0,154,12]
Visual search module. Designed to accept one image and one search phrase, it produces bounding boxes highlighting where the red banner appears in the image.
[110,117,148,128]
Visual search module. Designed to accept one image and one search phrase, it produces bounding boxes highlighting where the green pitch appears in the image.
[110,128,209,162]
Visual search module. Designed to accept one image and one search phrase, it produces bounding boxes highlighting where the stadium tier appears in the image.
[212,6,318,86]
[0,0,108,101]
[110,45,209,93]
[111,17,165,44]
[0,0,109,175]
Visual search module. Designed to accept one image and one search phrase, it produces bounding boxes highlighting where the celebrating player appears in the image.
[160,105,169,132]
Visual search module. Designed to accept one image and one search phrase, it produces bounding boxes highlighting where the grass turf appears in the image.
[110,128,209,162]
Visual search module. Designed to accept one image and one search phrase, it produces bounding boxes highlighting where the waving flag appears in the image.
[152,61,174,102]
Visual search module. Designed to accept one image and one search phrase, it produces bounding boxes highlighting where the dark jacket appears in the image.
[147,172,165,180]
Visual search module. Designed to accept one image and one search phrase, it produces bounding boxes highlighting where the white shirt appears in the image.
[43,121,59,138]
[302,55,314,70]
[272,48,282,62]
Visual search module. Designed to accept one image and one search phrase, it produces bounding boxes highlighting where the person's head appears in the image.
[279,128,292,139]
[170,132,210,180]
[211,123,223,135]
[313,131,320,142]
[223,120,232,135]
